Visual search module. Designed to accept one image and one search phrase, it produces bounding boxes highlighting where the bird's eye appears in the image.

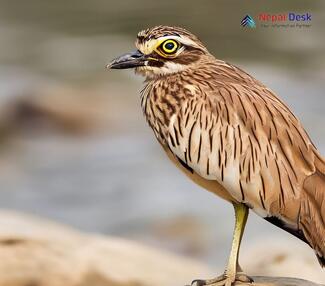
[161,40,179,54]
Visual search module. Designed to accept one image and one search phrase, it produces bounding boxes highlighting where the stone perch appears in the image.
[232,277,323,286]
[0,210,323,286]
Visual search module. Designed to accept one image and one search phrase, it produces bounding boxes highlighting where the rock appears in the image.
[243,276,324,286]
[0,78,142,138]
[242,238,325,284]
[0,210,212,286]
[5,84,119,134]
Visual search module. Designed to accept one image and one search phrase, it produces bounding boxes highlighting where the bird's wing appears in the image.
[300,153,325,265]
[200,62,325,261]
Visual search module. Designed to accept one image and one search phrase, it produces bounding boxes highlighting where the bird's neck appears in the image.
[139,56,230,143]
[140,71,186,143]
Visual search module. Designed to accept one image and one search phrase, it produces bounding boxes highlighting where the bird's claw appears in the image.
[190,273,253,286]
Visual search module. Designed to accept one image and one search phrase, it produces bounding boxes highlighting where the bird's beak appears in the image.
[106,50,146,69]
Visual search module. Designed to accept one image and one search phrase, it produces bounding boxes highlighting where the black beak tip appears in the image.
[106,50,145,70]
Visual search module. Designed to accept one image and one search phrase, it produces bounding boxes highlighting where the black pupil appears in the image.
[165,42,175,51]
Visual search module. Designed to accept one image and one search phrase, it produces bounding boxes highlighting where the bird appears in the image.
[107,25,325,286]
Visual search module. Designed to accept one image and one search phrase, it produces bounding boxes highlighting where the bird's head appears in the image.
[107,26,210,79]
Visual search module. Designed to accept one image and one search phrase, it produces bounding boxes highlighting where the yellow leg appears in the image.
[191,203,252,286]
[225,202,248,278]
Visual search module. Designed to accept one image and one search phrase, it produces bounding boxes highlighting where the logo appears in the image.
[241,12,312,29]
[241,15,256,28]
[258,12,312,22]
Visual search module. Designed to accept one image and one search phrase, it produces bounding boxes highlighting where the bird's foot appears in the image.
[190,272,253,286]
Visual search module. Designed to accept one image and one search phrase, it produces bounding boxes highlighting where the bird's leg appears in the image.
[191,203,253,286]
[223,203,251,283]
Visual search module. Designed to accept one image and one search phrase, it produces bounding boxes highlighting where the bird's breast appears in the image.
[166,110,245,200]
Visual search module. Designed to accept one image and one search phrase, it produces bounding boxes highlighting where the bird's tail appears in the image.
[299,152,325,267]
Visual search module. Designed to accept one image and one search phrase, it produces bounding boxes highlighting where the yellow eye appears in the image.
[161,40,179,54]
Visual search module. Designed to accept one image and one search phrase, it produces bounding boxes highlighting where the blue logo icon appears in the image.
[241,15,256,28]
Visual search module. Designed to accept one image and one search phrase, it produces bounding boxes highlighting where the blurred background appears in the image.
[0,0,324,278]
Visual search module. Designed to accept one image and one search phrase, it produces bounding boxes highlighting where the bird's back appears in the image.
[141,57,325,264]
